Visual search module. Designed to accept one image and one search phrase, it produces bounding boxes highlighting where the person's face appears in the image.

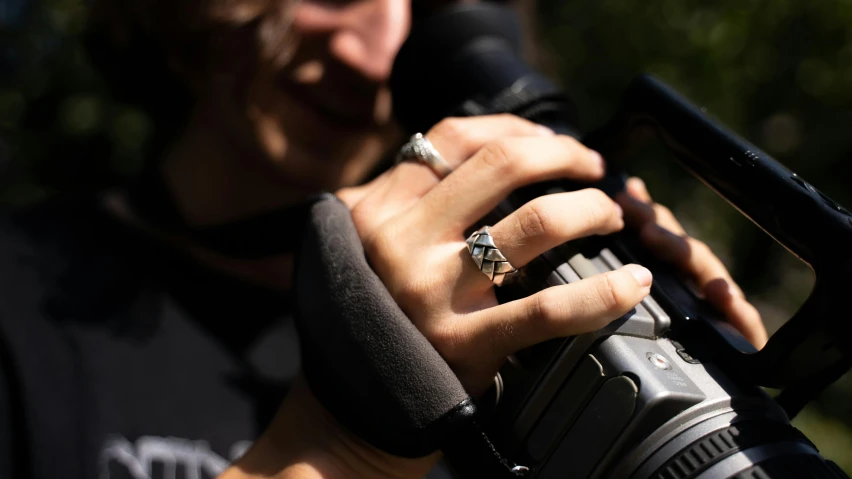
[210,0,420,192]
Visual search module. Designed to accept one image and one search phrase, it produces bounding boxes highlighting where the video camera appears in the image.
[391,3,852,478]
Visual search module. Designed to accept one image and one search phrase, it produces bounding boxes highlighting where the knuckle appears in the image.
[595,273,622,312]
[363,223,395,262]
[654,203,675,221]
[479,139,520,175]
[363,224,417,286]
[494,113,528,128]
[632,201,656,224]
[393,277,428,308]
[580,189,616,230]
[594,188,617,210]
[689,237,712,257]
[531,289,563,330]
[518,200,553,239]
[350,200,378,234]
[530,292,549,322]
[488,320,515,359]
[349,202,368,230]
[426,322,464,362]
[559,135,585,154]
[432,117,467,142]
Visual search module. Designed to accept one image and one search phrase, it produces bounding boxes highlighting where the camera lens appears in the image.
[646,420,842,479]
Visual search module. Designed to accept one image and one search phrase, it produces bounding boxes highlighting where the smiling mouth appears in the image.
[280,58,392,130]
[302,90,378,128]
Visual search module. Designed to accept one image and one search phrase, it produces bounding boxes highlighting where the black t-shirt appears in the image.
[0,195,301,478]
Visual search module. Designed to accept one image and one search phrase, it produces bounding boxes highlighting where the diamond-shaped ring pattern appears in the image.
[466,226,518,286]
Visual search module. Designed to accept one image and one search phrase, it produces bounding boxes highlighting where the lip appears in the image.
[280,74,382,130]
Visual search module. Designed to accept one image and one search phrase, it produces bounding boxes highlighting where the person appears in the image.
[0,0,767,478]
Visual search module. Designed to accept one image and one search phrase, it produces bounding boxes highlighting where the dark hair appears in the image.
[83,0,298,154]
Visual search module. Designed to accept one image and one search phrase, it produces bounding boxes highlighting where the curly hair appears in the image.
[83,0,547,156]
[83,0,299,151]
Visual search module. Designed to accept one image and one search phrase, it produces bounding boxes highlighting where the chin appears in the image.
[241,71,401,191]
[259,125,397,193]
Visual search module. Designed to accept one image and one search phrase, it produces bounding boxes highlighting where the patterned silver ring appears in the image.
[396,133,453,179]
[465,226,518,286]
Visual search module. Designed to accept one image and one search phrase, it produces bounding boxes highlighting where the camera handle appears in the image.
[584,75,852,413]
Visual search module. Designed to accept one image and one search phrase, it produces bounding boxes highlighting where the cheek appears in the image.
[242,73,291,159]
[330,31,367,72]
[254,112,289,160]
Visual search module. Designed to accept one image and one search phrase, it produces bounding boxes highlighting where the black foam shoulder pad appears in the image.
[294,194,475,458]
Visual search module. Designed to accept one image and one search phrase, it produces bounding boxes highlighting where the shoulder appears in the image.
[0,195,111,262]
[0,196,160,479]
[0,196,117,286]
[0,195,156,323]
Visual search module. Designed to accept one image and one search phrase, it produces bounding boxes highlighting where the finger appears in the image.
[484,189,624,270]
[396,115,554,194]
[414,135,606,236]
[626,177,652,202]
[453,264,652,361]
[636,214,763,346]
[429,115,554,167]
[640,223,743,297]
[704,279,768,348]
[616,192,686,235]
[353,116,553,237]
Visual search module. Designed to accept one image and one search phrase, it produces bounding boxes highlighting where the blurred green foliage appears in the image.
[0,0,149,203]
[536,0,852,470]
[2,0,852,472]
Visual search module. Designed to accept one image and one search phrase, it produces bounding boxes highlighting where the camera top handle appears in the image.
[585,75,852,407]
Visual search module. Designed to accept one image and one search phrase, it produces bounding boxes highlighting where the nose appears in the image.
[293,0,411,82]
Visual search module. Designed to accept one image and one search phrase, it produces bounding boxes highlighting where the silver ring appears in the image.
[465,226,518,286]
[396,133,453,179]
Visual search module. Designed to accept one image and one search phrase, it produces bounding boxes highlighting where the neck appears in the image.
[160,114,315,228]
[122,106,388,292]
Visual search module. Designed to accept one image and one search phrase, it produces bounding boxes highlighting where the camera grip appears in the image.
[294,194,475,457]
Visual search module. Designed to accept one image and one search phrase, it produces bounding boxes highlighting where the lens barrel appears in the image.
[643,420,842,479]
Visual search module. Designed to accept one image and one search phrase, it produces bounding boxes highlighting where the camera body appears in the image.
[486,238,817,478]
[392,3,852,477]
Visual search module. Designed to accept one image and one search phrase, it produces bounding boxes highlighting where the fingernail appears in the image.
[627,177,648,199]
[625,264,652,287]
[589,150,605,171]
[629,177,646,190]
[536,125,556,136]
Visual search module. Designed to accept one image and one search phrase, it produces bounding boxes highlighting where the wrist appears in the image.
[221,377,441,479]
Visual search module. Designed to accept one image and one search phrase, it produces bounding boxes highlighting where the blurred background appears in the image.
[1,0,851,472]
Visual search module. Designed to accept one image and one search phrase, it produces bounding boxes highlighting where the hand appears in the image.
[345,115,652,395]
[616,177,768,348]
[219,376,440,479]
[223,116,646,479]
